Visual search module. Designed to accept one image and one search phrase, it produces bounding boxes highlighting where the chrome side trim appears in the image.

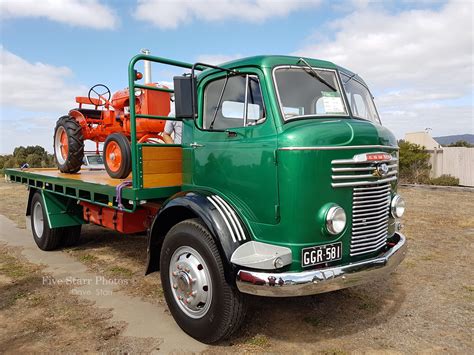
[210,196,241,242]
[206,196,236,243]
[279,145,398,151]
[213,195,246,241]
[236,233,407,297]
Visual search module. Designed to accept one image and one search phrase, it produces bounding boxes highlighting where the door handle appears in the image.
[190,142,204,148]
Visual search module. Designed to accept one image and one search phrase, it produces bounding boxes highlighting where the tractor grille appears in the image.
[350,183,391,256]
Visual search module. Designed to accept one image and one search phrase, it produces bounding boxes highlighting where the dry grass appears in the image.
[0,244,158,352]
[0,180,28,228]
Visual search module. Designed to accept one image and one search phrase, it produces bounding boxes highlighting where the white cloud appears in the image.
[135,0,321,29]
[294,0,473,137]
[0,0,118,29]
[0,47,89,153]
[0,47,87,112]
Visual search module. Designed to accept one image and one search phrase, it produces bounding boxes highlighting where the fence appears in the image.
[427,147,474,187]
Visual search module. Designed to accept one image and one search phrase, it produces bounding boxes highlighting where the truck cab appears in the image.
[149,55,407,338]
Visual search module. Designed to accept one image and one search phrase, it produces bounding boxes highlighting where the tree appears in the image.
[398,141,431,183]
[1,146,56,173]
[447,140,474,148]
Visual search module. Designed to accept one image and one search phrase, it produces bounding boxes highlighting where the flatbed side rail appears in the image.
[5,169,136,212]
[4,168,182,212]
[128,54,204,189]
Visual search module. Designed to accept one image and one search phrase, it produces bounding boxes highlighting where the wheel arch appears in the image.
[27,189,83,229]
[146,190,251,284]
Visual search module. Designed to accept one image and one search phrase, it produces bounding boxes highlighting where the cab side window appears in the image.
[203,75,265,130]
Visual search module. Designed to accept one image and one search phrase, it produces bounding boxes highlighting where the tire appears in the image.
[61,225,82,247]
[160,218,247,344]
[30,192,63,251]
[103,133,132,179]
[54,115,84,173]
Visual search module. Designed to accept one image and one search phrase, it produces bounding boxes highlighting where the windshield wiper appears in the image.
[297,58,337,92]
[209,74,230,130]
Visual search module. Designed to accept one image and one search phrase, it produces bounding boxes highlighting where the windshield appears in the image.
[340,72,380,123]
[274,66,348,120]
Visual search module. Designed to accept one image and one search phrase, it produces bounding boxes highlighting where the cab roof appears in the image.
[198,55,363,84]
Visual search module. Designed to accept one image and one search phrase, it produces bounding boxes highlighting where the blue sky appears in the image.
[0,0,472,153]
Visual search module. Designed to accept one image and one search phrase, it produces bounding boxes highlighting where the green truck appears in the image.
[5,53,407,344]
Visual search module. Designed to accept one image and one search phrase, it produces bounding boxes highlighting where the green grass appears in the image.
[245,334,270,348]
[79,254,98,263]
[108,266,133,277]
[0,253,30,278]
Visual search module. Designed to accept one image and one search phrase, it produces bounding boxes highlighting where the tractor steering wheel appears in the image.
[88,84,111,107]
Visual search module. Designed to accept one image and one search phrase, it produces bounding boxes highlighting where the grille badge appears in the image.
[374,163,389,177]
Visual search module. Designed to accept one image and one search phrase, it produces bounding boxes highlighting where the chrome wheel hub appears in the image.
[169,246,212,319]
[33,201,44,238]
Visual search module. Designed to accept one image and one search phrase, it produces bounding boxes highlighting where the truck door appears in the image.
[191,70,279,225]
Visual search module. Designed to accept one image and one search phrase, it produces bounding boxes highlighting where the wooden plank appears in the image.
[142,146,182,161]
[143,173,182,188]
[142,160,182,174]
[33,169,131,186]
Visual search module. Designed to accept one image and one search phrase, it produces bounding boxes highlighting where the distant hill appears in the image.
[434,134,474,145]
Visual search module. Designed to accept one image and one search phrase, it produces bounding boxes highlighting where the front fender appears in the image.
[146,190,251,283]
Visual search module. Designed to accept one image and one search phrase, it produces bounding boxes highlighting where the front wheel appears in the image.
[103,133,131,179]
[160,219,247,344]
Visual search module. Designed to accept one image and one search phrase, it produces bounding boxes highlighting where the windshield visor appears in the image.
[274,67,348,121]
[341,72,380,123]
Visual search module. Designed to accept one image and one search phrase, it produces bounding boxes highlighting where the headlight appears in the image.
[391,194,405,218]
[326,206,346,235]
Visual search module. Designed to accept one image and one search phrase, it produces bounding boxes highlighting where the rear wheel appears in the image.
[103,133,132,179]
[54,115,84,173]
[61,225,82,247]
[160,219,247,343]
[31,192,62,251]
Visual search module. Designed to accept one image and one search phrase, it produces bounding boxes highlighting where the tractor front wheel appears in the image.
[54,116,84,173]
[103,133,132,179]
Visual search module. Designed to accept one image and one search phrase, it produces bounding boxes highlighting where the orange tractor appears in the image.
[53,64,171,179]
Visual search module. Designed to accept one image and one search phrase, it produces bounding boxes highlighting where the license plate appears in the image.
[301,242,342,267]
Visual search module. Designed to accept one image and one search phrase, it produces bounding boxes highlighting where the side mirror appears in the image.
[173,75,196,119]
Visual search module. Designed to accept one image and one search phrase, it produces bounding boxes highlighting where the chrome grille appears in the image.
[351,183,391,256]
[331,153,398,188]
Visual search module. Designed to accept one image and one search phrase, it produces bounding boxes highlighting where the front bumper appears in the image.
[236,232,407,297]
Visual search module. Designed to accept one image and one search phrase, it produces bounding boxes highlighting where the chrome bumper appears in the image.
[236,233,407,297]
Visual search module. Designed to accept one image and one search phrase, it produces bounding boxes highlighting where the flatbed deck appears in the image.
[5,168,181,212]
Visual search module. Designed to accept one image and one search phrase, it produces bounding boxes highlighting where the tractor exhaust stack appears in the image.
[141,48,152,84]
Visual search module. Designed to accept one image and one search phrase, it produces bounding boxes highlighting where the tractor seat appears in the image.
[76,96,102,106]
[76,108,103,120]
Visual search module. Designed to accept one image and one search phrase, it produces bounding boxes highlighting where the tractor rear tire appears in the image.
[54,115,84,173]
[103,133,132,179]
